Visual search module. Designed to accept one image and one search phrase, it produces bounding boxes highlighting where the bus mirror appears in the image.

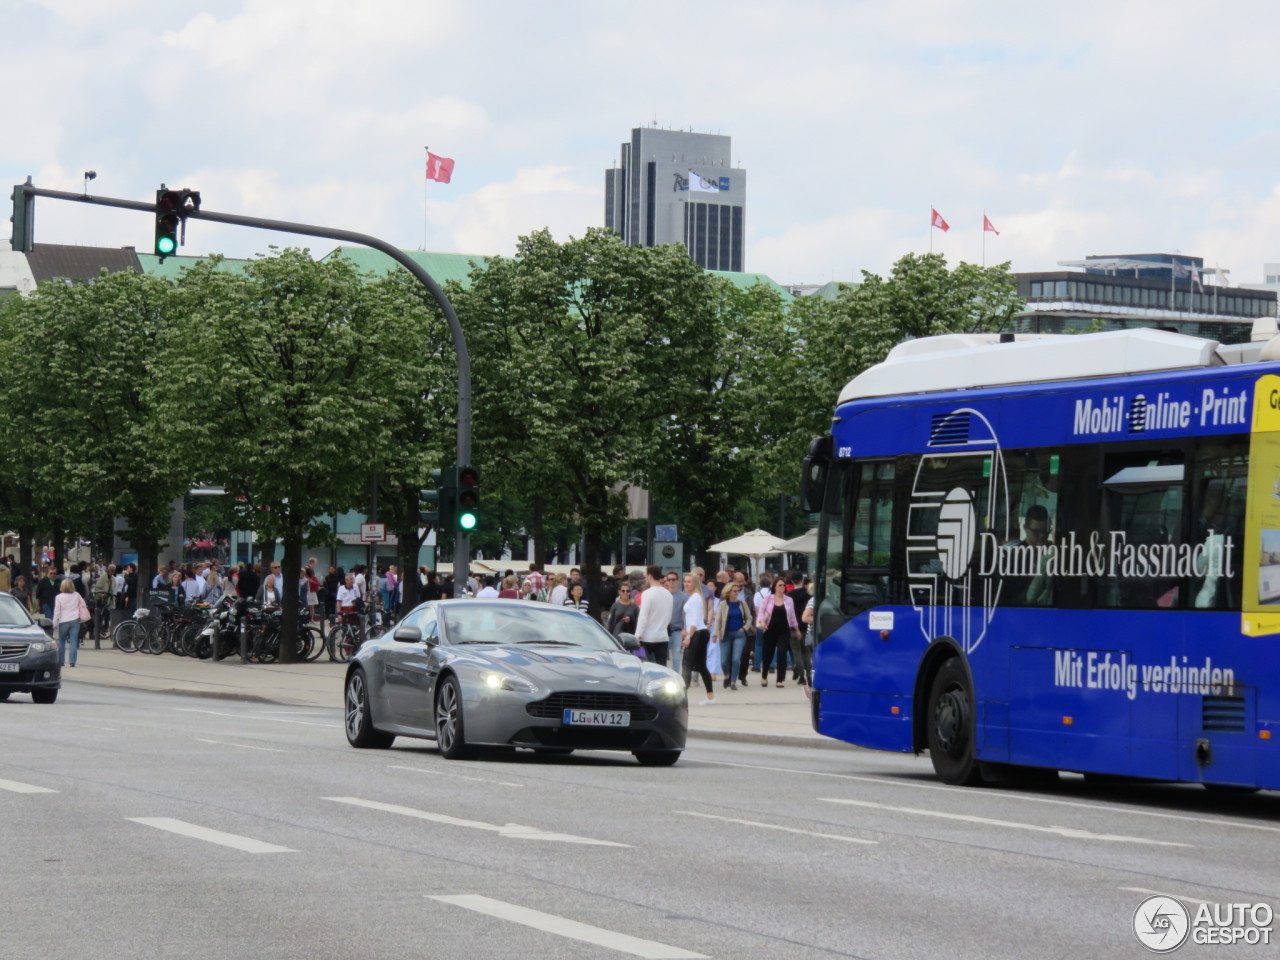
[800,435,832,512]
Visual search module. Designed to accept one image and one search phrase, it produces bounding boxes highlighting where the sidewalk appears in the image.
[64,646,836,748]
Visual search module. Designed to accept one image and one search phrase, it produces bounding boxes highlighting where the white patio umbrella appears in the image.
[778,528,819,554]
[707,529,788,577]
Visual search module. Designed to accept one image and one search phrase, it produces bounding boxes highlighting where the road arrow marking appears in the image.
[821,798,1192,846]
[127,817,297,853]
[0,778,57,794]
[324,796,629,846]
[428,895,707,959]
[679,810,876,844]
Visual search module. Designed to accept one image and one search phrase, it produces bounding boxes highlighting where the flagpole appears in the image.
[929,206,933,254]
[982,209,986,268]
[423,146,429,251]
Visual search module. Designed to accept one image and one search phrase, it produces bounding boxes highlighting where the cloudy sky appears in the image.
[8,0,1280,285]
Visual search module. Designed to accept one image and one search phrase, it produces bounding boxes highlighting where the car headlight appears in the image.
[480,671,537,694]
[29,640,56,654]
[645,677,685,699]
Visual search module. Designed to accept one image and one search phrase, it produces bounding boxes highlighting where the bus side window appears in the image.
[1190,438,1247,610]
[843,461,895,615]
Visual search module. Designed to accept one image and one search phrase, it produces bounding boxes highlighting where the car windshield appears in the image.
[0,595,33,627]
[440,603,622,651]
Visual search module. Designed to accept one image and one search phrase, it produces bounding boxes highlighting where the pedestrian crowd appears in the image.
[492,561,816,707]
[3,552,816,691]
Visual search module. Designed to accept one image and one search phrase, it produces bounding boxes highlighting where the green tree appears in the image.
[798,253,1025,440]
[0,269,191,586]
[152,250,402,660]
[456,228,724,615]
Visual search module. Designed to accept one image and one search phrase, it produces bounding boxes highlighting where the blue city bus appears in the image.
[801,328,1279,790]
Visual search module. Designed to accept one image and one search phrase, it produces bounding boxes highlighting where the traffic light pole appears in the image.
[11,182,472,588]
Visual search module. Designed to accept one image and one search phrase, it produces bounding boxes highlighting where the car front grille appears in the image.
[527,691,658,722]
[0,642,30,660]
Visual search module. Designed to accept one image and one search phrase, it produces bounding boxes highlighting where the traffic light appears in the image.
[10,183,33,254]
[419,467,457,530]
[457,464,479,531]
[155,189,181,259]
[154,187,200,261]
[418,484,440,528]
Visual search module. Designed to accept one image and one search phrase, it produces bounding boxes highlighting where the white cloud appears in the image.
[427,166,599,256]
[10,0,1280,287]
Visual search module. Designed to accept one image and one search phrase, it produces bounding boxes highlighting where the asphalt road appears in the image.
[3,685,1277,960]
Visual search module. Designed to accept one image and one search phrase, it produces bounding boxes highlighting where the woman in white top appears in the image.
[681,573,715,704]
[51,578,91,668]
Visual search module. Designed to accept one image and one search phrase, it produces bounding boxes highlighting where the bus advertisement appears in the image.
[802,328,1277,790]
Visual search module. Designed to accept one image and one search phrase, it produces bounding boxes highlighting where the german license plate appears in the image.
[0,663,19,672]
[562,708,629,726]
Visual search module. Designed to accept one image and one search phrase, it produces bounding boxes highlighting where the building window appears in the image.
[1031,282,1042,298]
[1055,280,1067,297]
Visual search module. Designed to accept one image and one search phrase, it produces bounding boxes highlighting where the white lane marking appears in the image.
[127,817,297,853]
[821,798,1191,847]
[0,778,57,794]
[704,759,1280,835]
[324,796,629,847]
[428,895,707,959]
[1121,887,1215,906]
[388,764,521,788]
[679,810,876,845]
[196,738,286,753]
[173,707,338,728]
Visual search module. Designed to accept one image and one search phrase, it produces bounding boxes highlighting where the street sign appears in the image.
[359,523,386,543]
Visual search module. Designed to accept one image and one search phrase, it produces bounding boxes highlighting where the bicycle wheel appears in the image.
[145,623,169,655]
[329,623,356,663]
[112,620,144,653]
[302,624,326,661]
[180,623,206,659]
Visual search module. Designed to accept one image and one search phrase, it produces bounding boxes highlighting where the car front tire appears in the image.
[31,689,58,705]
[633,750,680,766]
[435,675,475,760]
[345,669,394,749]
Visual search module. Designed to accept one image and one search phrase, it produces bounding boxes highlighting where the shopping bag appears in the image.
[706,638,721,675]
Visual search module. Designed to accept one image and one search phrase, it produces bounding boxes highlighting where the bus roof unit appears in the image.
[837,329,1223,404]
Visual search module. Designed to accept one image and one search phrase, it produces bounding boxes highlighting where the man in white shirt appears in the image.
[182,571,206,604]
[336,573,361,610]
[476,575,499,599]
[633,565,672,666]
[682,573,714,704]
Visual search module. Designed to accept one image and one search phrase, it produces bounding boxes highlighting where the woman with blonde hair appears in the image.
[52,578,91,668]
[498,575,519,599]
[712,582,751,691]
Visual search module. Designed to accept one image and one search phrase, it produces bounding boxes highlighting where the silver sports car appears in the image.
[343,599,688,765]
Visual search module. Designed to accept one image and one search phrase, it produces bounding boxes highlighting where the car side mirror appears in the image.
[617,632,640,651]
[392,625,423,643]
[36,616,52,630]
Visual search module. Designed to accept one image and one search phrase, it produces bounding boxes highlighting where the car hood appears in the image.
[0,623,48,640]
[472,645,648,693]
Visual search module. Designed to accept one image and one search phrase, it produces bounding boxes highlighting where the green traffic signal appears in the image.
[156,234,177,255]
[456,464,479,531]
[155,188,182,260]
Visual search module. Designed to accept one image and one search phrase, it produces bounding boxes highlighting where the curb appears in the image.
[685,728,854,751]
[71,679,841,748]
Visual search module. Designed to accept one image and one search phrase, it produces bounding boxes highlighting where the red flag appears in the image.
[930,208,949,232]
[425,151,455,184]
[983,215,999,235]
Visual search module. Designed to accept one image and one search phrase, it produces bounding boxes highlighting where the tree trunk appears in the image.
[18,523,34,578]
[396,486,423,614]
[277,528,302,664]
[531,496,546,567]
[582,525,604,622]
[50,523,66,573]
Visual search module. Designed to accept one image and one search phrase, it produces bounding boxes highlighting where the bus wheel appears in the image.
[927,657,983,786]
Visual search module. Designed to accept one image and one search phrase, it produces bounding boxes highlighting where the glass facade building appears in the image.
[604,127,746,272]
[1014,254,1277,343]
